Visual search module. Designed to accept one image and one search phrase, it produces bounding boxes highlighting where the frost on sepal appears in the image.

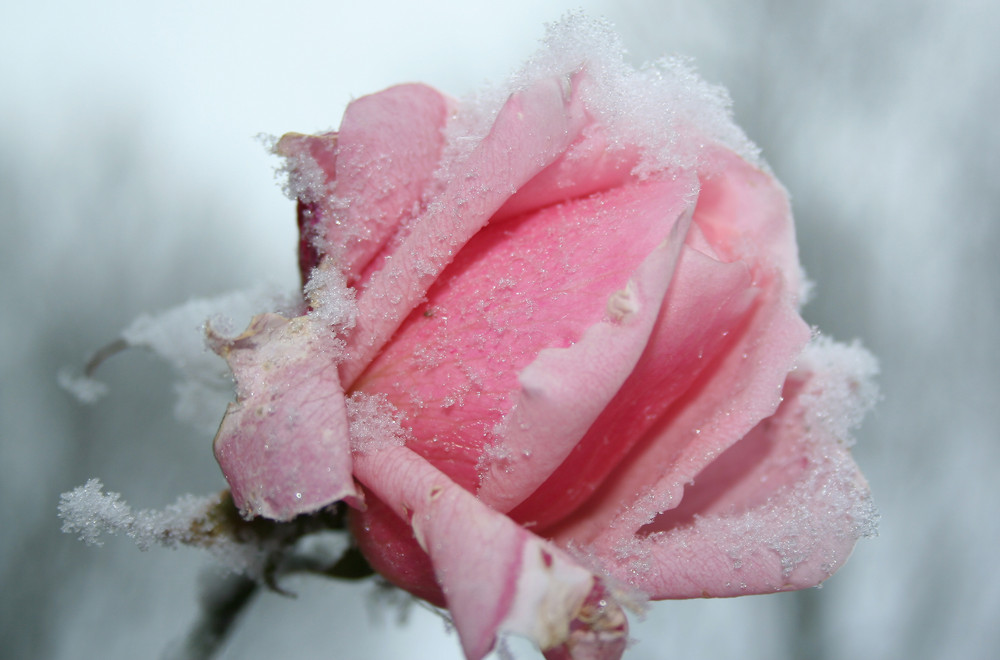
[58,285,298,432]
[58,479,270,574]
[56,369,109,404]
[58,479,370,580]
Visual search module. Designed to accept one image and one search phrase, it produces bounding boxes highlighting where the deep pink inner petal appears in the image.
[545,263,808,546]
[510,246,758,530]
[353,178,691,493]
[349,488,445,607]
[339,75,590,386]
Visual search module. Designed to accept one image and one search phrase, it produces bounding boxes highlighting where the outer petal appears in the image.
[545,252,808,544]
[277,83,452,284]
[208,313,359,520]
[695,147,801,295]
[352,445,627,660]
[584,344,877,597]
[340,73,590,386]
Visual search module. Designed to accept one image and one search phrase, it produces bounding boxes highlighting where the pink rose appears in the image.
[207,29,875,660]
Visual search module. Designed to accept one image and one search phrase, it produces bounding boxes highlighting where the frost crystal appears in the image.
[56,369,109,404]
[795,335,881,446]
[347,392,411,454]
[58,479,271,574]
[303,263,358,332]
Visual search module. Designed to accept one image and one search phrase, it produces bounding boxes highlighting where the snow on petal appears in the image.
[339,72,590,386]
[208,312,359,520]
[351,445,627,660]
[543,252,809,544]
[352,174,698,495]
[277,84,452,285]
[585,339,878,597]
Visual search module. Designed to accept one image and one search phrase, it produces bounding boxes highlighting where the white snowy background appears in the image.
[2,0,997,658]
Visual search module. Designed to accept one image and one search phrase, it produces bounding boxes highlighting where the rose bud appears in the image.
[208,18,877,660]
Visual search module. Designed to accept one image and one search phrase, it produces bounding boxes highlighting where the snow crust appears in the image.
[794,334,881,447]
[303,263,357,332]
[346,392,411,454]
[440,12,759,185]
[56,369,108,404]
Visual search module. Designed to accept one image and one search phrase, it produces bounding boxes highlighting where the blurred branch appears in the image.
[164,573,259,660]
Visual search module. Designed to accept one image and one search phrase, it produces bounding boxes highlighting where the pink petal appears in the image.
[208,313,359,520]
[349,490,445,606]
[588,364,874,597]
[519,155,809,537]
[351,175,696,494]
[352,445,627,660]
[340,74,590,386]
[278,83,452,284]
[275,132,337,280]
[506,244,760,530]
[492,123,640,222]
[695,147,802,295]
[477,183,695,511]
[544,251,808,544]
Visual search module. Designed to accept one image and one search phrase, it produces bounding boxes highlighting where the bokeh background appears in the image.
[2,1,997,658]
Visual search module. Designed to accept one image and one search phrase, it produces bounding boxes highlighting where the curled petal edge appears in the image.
[208,313,360,520]
[585,342,877,598]
[352,445,628,660]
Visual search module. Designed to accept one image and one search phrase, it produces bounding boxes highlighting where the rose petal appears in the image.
[352,445,627,660]
[521,154,810,537]
[507,244,761,530]
[477,190,694,511]
[349,490,445,606]
[695,147,802,295]
[340,73,590,386]
[208,313,359,520]
[352,175,697,494]
[278,84,452,285]
[544,254,808,543]
[585,363,875,597]
[493,123,640,222]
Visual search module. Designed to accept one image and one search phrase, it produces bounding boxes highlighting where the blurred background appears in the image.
[2,0,997,658]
